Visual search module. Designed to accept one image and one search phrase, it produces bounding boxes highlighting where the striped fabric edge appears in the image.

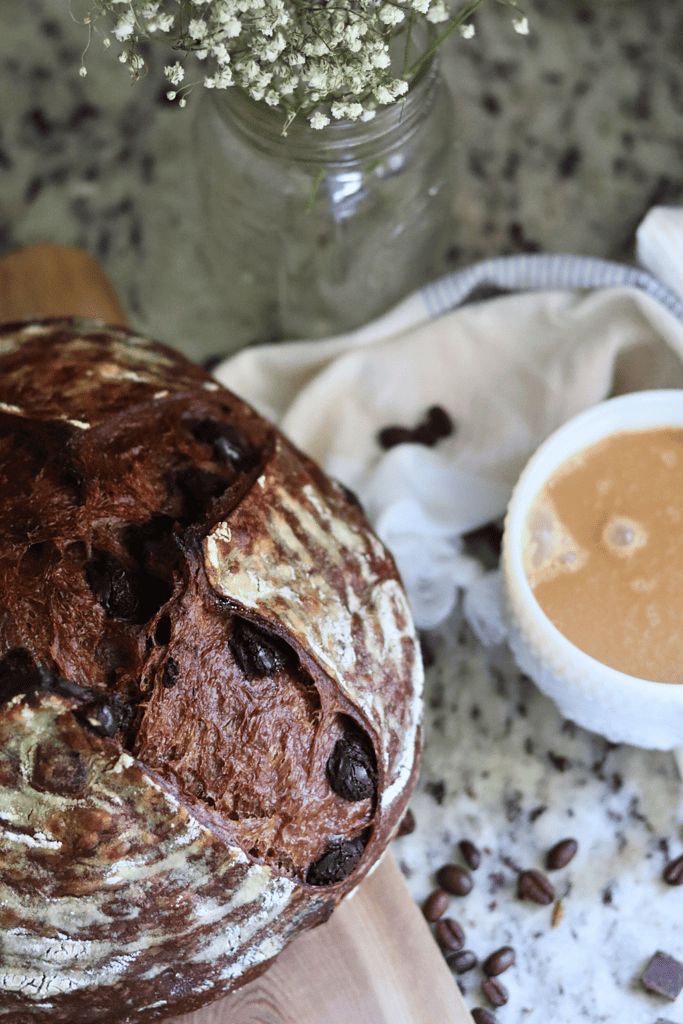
[420,253,683,324]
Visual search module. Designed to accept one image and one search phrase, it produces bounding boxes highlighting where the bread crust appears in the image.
[0,319,422,1023]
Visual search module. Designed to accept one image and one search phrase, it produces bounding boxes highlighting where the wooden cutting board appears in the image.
[0,243,472,1024]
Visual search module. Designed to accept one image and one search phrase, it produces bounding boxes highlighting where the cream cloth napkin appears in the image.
[215,208,683,630]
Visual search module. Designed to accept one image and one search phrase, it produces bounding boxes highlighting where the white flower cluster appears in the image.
[88,0,526,128]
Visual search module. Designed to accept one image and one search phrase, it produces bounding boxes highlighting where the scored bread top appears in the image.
[0,319,422,1024]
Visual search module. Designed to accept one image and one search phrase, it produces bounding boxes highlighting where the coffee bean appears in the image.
[483,946,515,976]
[162,657,179,689]
[327,728,376,803]
[396,808,416,837]
[472,1006,498,1024]
[663,853,683,886]
[482,977,509,1008]
[436,863,473,897]
[517,868,556,905]
[434,917,465,952]
[306,837,365,886]
[426,405,455,439]
[412,421,440,447]
[459,839,481,871]
[423,888,450,922]
[546,838,578,871]
[229,617,294,679]
[641,951,683,1000]
[446,949,478,974]
[377,425,414,450]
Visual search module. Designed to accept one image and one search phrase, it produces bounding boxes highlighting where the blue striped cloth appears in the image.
[420,253,683,323]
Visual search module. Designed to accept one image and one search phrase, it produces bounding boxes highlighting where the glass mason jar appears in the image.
[195,59,454,348]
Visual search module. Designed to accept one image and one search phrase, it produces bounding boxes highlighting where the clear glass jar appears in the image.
[195,61,455,348]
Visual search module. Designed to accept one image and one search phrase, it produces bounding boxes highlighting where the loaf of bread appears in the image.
[0,320,423,1023]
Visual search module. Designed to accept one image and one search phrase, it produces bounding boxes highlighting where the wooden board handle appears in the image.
[0,244,127,326]
[170,854,472,1024]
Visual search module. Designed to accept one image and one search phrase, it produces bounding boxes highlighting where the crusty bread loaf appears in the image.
[0,320,423,1023]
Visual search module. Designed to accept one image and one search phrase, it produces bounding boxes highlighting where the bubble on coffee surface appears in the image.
[523,499,587,588]
[601,515,648,559]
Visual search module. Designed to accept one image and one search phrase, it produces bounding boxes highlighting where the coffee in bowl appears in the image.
[523,427,683,683]
[502,391,683,750]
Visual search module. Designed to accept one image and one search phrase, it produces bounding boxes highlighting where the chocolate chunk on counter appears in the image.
[641,951,683,1000]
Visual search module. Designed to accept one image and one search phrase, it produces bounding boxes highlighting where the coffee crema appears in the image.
[523,427,683,683]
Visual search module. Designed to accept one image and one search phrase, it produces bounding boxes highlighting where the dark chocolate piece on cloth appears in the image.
[641,951,683,1000]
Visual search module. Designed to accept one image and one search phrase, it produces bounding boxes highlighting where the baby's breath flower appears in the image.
[309,111,330,130]
[84,0,527,128]
[164,61,184,85]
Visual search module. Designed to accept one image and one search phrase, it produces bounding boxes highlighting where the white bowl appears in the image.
[502,389,683,749]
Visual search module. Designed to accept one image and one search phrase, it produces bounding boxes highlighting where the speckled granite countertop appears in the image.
[2,1,683,1021]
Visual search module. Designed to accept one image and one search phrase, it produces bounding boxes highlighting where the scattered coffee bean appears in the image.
[306,837,365,886]
[423,888,450,922]
[327,726,376,802]
[459,839,482,871]
[663,853,683,886]
[229,617,294,678]
[517,868,556,905]
[434,917,465,952]
[483,946,515,977]
[377,425,414,449]
[396,808,416,838]
[482,977,509,1008]
[641,951,683,1001]
[472,1007,497,1024]
[446,949,478,974]
[546,838,578,871]
[436,863,473,897]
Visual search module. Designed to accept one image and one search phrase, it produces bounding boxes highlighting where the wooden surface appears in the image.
[0,243,471,1024]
